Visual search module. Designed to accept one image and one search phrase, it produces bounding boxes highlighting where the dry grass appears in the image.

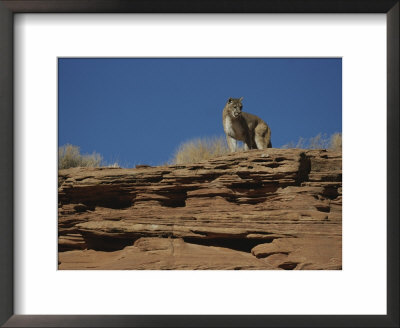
[107,162,121,168]
[330,132,342,151]
[58,144,103,169]
[172,136,230,164]
[282,132,342,151]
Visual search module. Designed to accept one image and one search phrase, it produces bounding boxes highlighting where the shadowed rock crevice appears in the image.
[315,205,330,213]
[183,237,274,253]
[296,152,311,185]
[254,251,290,259]
[81,232,138,251]
[321,185,340,199]
[59,185,134,209]
[278,262,299,270]
[157,191,188,207]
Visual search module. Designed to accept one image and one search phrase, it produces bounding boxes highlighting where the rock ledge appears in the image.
[58,148,342,270]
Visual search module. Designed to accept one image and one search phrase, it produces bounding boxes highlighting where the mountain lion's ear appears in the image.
[239,97,244,101]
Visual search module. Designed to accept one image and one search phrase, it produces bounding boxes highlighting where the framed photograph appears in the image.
[0,0,398,327]
[57,57,343,271]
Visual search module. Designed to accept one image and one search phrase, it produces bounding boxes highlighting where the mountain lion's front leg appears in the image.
[226,135,238,152]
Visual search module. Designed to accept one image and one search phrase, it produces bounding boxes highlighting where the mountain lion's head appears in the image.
[225,97,244,118]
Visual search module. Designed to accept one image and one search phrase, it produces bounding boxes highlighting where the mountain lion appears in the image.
[222,97,272,152]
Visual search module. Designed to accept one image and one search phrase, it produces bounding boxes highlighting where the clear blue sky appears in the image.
[58,58,341,167]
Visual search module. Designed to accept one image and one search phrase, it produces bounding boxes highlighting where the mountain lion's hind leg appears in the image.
[243,134,254,151]
[255,123,272,149]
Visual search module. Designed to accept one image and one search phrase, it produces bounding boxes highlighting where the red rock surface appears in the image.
[58,148,342,270]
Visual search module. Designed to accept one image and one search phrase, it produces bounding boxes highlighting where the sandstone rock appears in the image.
[251,237,342,270]
[59,237,276,270]
[58,148,342,270]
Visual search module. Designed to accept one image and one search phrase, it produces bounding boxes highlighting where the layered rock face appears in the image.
[58,149,342,270]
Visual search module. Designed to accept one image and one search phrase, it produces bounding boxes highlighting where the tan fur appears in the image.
[222,97,272,152]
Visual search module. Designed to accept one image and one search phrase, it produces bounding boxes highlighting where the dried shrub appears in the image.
[282,132,342,151]
[330,132,342,151]
[172,136,230,164]
[309,133,330,149]
[58,144,103,169]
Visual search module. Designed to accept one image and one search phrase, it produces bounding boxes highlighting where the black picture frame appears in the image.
[0,1,398,327]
